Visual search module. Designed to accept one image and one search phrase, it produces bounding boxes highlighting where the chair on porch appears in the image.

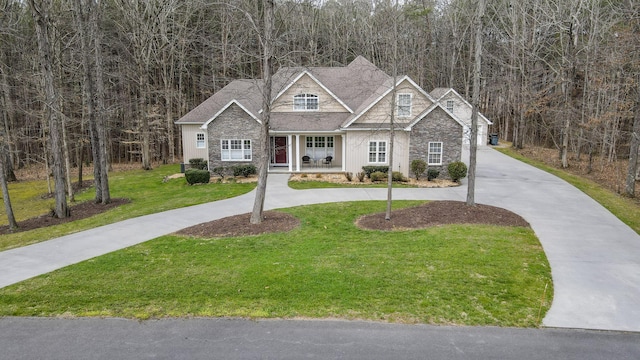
[322,156,333,168]
[302,155,311,166]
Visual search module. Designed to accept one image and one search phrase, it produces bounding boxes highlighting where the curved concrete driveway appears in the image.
[0,148,638,332]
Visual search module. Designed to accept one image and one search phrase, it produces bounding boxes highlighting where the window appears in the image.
[294,93,319,111]
[446,100,454,112]
[369,141,387,163]
[397,93,412,117]
[221,139,252,161]
[196,133,205,148]
[305,136,334,159]
[428,142,443,165]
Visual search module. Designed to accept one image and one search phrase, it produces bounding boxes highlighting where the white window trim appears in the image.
[196,133,206,149]
[397,93,412,118]
[428,142,443,166]
[221,139,252,162]
[368,140,387,164]
[293,93,319,111]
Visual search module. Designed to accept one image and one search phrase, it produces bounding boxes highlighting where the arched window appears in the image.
[293,93,319,111]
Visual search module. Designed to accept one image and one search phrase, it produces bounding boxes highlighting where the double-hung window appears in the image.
[446,100,454,112]
[428,142,443,165]
[221,139,252,161]
[368,141,387,163]
[397,93,412,117]
[293,93,319,111]
[196,133,205,148]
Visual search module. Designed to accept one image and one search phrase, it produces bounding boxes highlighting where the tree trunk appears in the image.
[93,0,110,204]
[29,0,68,219]
[466,0,484,207]
[625,80,640,197]
[250,0,275,225]
[0,141,18,230]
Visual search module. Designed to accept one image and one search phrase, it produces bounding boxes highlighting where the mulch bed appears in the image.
[0,198,130,235]
[177,211,301,238]
[356,201,530,231]
[176,201,529,239]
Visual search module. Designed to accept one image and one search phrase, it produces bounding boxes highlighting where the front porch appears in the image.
[269,133,345,173]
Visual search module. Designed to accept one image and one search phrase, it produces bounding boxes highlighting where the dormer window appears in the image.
[397,93,412,117]
[294,93,319,111]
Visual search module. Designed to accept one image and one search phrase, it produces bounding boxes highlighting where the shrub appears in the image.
[370,171,386,182]
[392,171,407,182]
[362,166,389,178]
[448,161,468,182]
[301,173,308,178]
[232,164,257,178]
[212,166,226,178]
[185,169,210,185]
[188,158,208,170]
[344,172,353,181]
[410,159,427,180]
[427,169,440,181]
[356,172,365,182]
[315,173,323,179]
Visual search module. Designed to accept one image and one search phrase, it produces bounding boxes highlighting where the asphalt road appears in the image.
[1,317,638,360]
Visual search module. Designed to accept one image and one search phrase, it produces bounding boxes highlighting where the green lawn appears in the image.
[496,147,640,235]
[0,164,255,251]
[0,201,552,327]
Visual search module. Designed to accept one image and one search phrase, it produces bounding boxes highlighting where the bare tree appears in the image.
[466,0,484,206]
[251,0,275,225]
[29,0,68,218]
[0,129,17,230]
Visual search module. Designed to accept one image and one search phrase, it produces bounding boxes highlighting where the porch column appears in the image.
[341,134,346,171]
[295,135,300,172]
[288,134,293,172]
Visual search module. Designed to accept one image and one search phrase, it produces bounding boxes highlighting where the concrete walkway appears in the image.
[0,148,639,332]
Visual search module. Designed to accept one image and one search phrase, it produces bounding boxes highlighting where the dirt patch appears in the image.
[356,201,529,231]
[0,198,130,235]
[176,211,300,238]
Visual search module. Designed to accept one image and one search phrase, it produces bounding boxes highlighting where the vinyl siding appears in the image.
[181,124,209,164]
[272,74,347,113]
[354,81,433,125]
[344,131,410,176]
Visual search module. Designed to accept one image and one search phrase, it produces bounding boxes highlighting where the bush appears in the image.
[232,164,257,178]
[410,159,427,180]
[356,172,365,182]
[185,169,210,185]
[448,161,468,182]
[427,169,440,181]
[370,171,386,182]
[392,171,407,182]
[344,172,353,181]
[362,166,389,178]
[212,166,226,178]
[188,158,208,170]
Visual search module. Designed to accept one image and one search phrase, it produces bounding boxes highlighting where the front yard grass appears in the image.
[0,201,552,327]
[496,147,640,235]
[0,164,255,251]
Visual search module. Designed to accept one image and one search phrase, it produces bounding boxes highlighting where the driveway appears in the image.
[0,147,639,332]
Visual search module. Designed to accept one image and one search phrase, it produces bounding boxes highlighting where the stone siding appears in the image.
[408,107,463,179]
[207,104,262,172]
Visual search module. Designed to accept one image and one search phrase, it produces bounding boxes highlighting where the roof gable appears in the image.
[405,102,466,130]
[200,100,261,129]
[271,70,352,113]
[430,87,493,125]
[342,76,435,128]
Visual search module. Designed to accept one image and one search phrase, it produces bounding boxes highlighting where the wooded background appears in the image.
[1,0,638,179]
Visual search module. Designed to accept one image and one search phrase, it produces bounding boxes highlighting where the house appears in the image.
[176,56,490,178]
[430,87,493,146]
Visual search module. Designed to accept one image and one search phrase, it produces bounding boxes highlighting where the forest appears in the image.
[0,0,639,197]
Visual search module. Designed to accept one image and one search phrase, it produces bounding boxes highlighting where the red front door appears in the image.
[273,137,287,165]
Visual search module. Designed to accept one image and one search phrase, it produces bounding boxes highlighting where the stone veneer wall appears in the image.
[207,104,262,172]
[408,107,463,179]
